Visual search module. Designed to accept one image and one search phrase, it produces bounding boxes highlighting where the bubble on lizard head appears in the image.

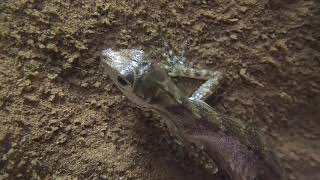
[101,49,134,89]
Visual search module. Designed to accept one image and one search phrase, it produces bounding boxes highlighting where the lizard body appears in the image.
[101,48,285,180]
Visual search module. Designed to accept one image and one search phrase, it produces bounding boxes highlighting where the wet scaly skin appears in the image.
[101,48,285,180]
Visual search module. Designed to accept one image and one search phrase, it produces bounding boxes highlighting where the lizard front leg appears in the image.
[162,44,224,101]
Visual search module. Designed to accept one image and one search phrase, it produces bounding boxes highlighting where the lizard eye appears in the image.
[117,76,129,86]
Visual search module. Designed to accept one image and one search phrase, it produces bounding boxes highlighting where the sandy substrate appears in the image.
[0,0,319,179]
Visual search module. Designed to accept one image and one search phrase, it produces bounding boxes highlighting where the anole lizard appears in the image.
[100,47,285,180]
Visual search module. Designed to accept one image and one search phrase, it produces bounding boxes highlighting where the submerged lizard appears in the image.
[100,47,285,180]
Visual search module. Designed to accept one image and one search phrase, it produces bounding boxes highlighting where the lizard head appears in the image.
[101,48,144,86]
[101,48,183,109]
[101,48,161,107]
